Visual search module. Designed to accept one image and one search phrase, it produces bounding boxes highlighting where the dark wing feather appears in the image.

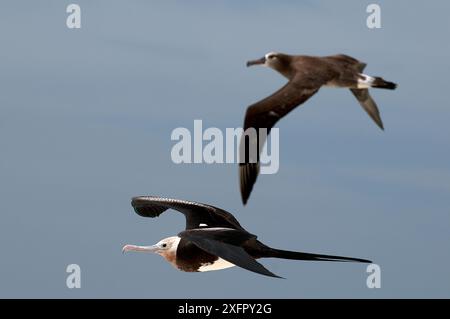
[180,228,282,278]
[179,228,256,246]
[239,74,324,205]
[350,89,384,130]
[324,54,367,72]
[131,196,245,231]
[325,55,384,130]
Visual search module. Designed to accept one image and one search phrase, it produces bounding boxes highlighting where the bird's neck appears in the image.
[270,64,293,80]
[160,236,180,268]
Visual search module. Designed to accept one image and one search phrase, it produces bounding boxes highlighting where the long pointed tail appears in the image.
[266,247,371,263]
[371,77,397,90]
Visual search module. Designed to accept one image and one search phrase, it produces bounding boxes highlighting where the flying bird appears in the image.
[240,52,397,205]
[123,196,371,278]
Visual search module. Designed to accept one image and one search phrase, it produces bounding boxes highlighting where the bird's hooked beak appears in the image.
[246,56,266,67]
[122,244,160,254]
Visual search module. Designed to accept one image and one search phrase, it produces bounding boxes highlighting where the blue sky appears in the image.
[0,0,449,298]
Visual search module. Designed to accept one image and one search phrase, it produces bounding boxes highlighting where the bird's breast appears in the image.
[198,258,235,272]
[174,238,235,273]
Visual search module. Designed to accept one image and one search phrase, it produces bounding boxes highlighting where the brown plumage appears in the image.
[240,52,397,205]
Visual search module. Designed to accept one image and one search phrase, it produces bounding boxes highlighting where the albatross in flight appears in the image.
[240,52,397,205]
[123,196,371,278]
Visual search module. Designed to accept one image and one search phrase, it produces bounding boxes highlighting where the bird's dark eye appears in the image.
[268,55,275,59]
[162,243,167,248]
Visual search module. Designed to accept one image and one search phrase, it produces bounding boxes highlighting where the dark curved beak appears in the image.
[246,57,266,67]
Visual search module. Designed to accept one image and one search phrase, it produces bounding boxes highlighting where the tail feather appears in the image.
[266,247,371,263]
[372,77,397,90]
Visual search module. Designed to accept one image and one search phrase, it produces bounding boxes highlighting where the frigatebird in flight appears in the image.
[240,52,397,205]
[123,196,371,278]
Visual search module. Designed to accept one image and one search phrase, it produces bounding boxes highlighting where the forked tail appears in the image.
[266,247,371,263]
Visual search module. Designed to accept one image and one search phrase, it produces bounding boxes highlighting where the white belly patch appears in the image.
[198,258,236,272]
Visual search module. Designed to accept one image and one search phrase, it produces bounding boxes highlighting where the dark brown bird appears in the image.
[123,196,371,278]
[240,52,397,205]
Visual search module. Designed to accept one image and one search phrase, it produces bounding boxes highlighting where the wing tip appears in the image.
[131,195,154,204]
[239,163,260,206]
[258,268,284,279]
[130,195,166,218]
[241,191,249,206]
[271,273,285,279]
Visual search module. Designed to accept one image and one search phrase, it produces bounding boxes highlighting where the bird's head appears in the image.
[247,52,291,77]
[122,236,180,264]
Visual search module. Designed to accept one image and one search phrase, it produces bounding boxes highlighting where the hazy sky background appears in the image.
[1,1,449,298]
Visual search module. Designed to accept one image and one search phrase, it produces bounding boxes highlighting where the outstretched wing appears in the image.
[337,57,384,131]
[239,74,324,205]
[350,89,384,130]
[131,196,245,231]
[179,228,282,278]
